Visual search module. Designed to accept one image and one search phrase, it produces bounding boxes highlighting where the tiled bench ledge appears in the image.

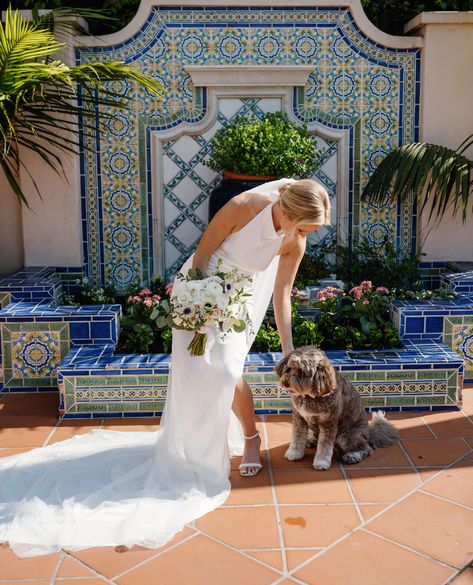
[392,296,473,340]
[0,266,62,304]
[0,303,121,392]
[391,296,473,382]
[441,270,473,294]
[57,340,463,419]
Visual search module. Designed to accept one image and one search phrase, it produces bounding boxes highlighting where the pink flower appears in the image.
[360,280,373,290]
[349,286,362,300]
[139,288,152,297]
[376,286,390,294]
[165,283,173,296]
[362,299,369,305]
[143,298,153,307]
[152,294,161,301]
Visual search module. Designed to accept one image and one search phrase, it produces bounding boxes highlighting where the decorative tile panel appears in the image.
[444,315,473,382]
[77,6,420,288]
[0,303,121,391]
[1,323,69,389]
[0,293,11,309]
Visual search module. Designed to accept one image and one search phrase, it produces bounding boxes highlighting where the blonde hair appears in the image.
[278,179,331,226]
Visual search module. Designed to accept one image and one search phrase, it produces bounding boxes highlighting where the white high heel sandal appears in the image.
[239,431,263,477]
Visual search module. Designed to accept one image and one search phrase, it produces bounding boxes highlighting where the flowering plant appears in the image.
[152,264,253,357]
[313,281,401,350]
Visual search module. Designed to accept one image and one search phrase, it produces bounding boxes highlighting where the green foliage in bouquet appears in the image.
[205,112,318,178]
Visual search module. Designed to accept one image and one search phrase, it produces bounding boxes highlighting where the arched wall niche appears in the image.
[76,1,422,286]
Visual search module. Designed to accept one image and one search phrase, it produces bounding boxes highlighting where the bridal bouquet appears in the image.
[151,263,253,356]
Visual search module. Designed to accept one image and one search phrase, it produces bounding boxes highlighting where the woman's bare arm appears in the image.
[273,237,306,355]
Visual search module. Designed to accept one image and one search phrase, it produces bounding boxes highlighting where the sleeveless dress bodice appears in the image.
[210,196,284,274]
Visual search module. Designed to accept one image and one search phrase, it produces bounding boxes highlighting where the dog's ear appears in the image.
[275,354,289,378]
[314,356,337,396]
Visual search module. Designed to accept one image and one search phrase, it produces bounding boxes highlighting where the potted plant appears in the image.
[205,112,318,219]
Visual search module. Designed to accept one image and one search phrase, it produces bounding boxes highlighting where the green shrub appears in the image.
[205,112,318,178]
[252,324,281,352]
[334,238,423,291]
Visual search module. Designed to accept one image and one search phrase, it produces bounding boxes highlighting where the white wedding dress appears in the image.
[0,179,292,558]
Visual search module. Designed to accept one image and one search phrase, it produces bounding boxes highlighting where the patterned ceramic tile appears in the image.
[1,323,70,389]
[77,6,419,288]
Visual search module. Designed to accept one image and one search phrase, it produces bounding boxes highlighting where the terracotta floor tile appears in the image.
[417,467,446,482]
[0,416,58,447]
[293,530,454,585]
[0,544,60,579]
[273,469,352,504]
[357,504,388,521]
[46,420,102,444]
[0,392,59,416]
[385,412,435,439]
[279,505,360,548]
[422,459,473,508]
[0,582,50,585]
[115,533,278,585]
[451,566,473,584]
[402,437,470,467]
[265,415,292,443]
[368,491,473,567]
[226,470,274,505]
[421,411,473,438]
[285,549,320,572]
[53,577,108,585]
[245,549,284,571]
[57,555,100,577]
[268,442,318,469]
[196,506,280,549]
[274,580,302,585]
[69,526,195,579]
[0,447,31,458]
[346,468,421,503]
[349,442,411,468]
[101,418,161,432]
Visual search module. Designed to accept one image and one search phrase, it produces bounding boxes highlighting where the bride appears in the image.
[0,178,330,558]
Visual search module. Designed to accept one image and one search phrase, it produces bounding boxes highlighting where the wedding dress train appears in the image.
[0,178,291,558]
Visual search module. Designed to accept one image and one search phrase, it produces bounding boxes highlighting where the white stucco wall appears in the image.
[20,17,84,269]
[0,172,24,276]
[405,13,473,261]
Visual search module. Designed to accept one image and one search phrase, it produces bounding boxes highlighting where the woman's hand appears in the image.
[273,236,306,356]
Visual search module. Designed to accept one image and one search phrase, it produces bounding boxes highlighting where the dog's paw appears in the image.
[342,448,372,465]
[313,458,331,471]
[285,446,305,461]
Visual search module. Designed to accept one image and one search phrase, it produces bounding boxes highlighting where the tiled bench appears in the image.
[441,271,473,294]
[0,266,62,305]
[391,296,473,382]
[0,303,121,392]
[57,340,463,418]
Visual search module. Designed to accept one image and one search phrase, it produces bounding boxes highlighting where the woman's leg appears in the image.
[232,377,261,475]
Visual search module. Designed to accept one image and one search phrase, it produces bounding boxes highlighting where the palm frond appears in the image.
[362,135,473,221]
[0,5,165,205]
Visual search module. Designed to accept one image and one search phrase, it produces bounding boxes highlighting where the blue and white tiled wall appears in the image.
[77,6,420,289]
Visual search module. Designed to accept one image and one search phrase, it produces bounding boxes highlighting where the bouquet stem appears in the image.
[187,331,208,356]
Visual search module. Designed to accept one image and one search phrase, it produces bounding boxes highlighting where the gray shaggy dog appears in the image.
[275,346,399,471]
